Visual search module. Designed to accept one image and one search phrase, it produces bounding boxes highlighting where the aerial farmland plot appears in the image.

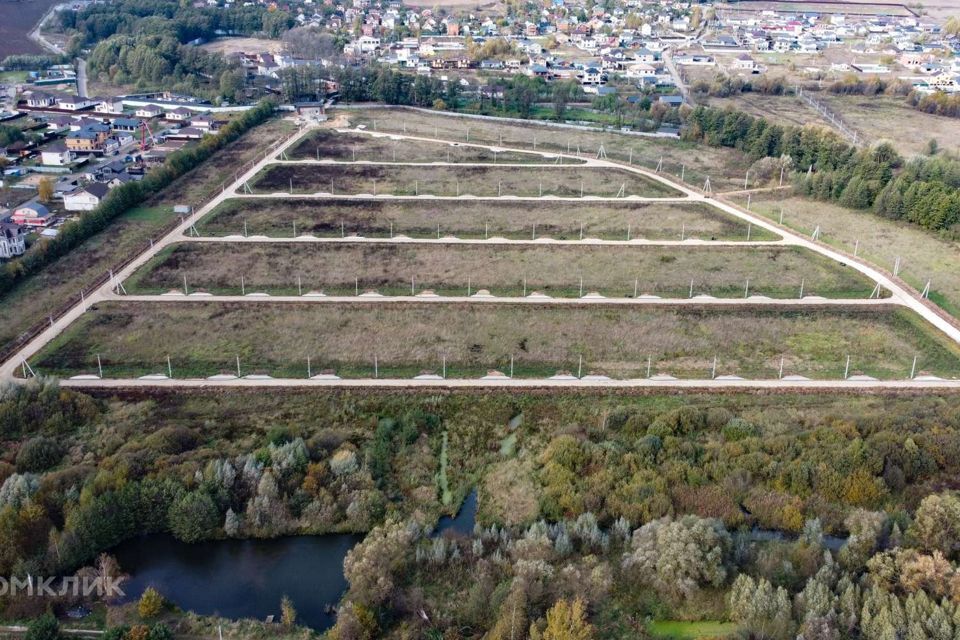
[14,110,960,388]
[196,198,771,241]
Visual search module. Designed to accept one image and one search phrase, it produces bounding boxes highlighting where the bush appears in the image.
[138,587,164,619]
[722,418,759,442]
[25,613,60,640]
[16,436,64,472]
[330,447,359,476]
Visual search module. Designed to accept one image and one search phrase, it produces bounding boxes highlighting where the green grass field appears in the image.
[125,242,879,300]
[248,163,681,197]
[31,301,960,380]
[648,620,739,639]
[197,197,775,242]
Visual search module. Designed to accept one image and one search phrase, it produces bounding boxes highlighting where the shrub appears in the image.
[722,418,759,442]
[25,613,60,640]
[16,437,63,472]
[330,447,359,476]
[138,587,164,619]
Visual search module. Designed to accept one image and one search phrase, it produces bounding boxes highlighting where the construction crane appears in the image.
[138,120,156,151]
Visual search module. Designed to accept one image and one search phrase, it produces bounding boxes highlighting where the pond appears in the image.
[434,489,478,536]
[111,533,362,631]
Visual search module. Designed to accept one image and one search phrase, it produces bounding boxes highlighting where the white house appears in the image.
[26,92,56,108]
[357,35,381,54]
[57,95,98,111]
[733,55,760,72]
[165,107,193,121]
[0,222,25,259]
[64,182,110,211]
[135,105,163,118]
[99,97,125,114]
[40,141,74,166]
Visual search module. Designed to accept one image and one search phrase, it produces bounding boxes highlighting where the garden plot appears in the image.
[126,243,877,300]
[198,198,773,241]
[32,302,959,380]
[248,164,681,198]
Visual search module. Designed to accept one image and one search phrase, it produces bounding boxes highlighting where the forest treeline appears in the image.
[684,106,960,232]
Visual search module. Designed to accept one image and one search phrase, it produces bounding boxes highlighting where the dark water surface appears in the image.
[112,533,362,631]
[434,489,478,536]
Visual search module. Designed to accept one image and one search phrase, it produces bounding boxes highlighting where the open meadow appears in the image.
[126,242,878,299]
[198,197,774,241]
[249,163,681,197]
[31,301,960,380]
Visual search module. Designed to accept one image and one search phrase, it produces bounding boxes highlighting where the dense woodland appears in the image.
[57,0,293,101]
[684,106,960,232]
[5,384,960,638]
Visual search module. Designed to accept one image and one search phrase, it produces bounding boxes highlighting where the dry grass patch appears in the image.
[32,301,960,380]
[199,198,770,241]
[126,243,877,299]
[287,129,584,164]
[730,193,960,319]
[342,107,753,190]
[249,163,680,198]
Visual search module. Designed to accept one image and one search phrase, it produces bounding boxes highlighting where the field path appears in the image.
[3,116,959,388]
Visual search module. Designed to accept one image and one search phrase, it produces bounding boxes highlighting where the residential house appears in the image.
[66,128,108,153]
[99,97,125,114]
[26,92,56,108]
[134,104,163,118]
[167,126,205,139]
[112,117,142,133]
[64,182,110,211]
[190,115,218,131]
[165,107,193,122]
[40,141,74,166]
[57,95,98,111]
[733,54,760,72]
[658,95,684,107]
[11,202,52,227]
[0,222,25,259]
